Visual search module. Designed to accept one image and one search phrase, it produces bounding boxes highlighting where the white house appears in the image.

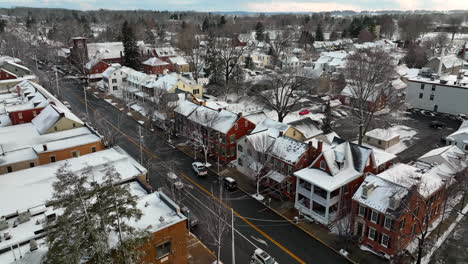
[405,74,468,115]
[445,121,468,153]
[101,64,131,95]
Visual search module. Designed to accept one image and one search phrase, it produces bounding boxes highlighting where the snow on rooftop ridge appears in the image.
[365,128,399,141]
[269,136,309,164]
[251,118,289,138]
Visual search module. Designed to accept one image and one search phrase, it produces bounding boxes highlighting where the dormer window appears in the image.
[320,160,326,170]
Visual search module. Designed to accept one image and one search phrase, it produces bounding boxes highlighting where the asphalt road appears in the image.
[52,72,349,264]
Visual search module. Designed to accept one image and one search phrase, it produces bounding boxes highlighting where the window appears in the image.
[368,227,376,241]
[244,120,248,127]
[235,124,238,130]
[384,217,392,230]
[320,160,326,170]
[7,166,12,173]
[32,110,37,117]
[71,151,80,158]
[464,144,468,151]
[18,112,23,119]
[112,79,117,83]
[238,158,243,166]
[230,147,235,157]
[371,210,378,224]
[230,134,236,143]
[50,156,56,162]
[91,146,97,153]
[399,218,405,230]
[73,123,76,128]
[431,85,436,91]
[419,93,423,99]
[156,241,171,259]
[113,86,118,91]
[358,205,366,217]
[378,140,382,145]
[54,126,58,132]
[238,145,243,152]
[411,223,417,234]
[420,84,424,90]
[30,162,35,168]
[381,234,390,248]
[293,130,296,136]
[430,94,434,101]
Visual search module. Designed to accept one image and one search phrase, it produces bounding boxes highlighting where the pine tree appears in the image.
[315,23,324,41]
[321,101,333,134]
[202,17,210,32]
[218,16,227,27]
[121,21,141,70]
[0,20,6,33]
[255,22,265,42]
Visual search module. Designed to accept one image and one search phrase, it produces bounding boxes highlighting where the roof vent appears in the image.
[159,216,165,223]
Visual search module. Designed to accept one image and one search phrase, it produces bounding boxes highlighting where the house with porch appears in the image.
[294,138,396,225]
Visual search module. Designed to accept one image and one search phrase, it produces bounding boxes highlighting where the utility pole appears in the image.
[231,208,235,264]
[83,85,88,117]
[55,66,59,97]
[139,126,143,164]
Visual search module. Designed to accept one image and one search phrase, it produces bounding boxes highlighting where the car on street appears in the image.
[192,162,208,176]
[180,206,199,229]
[250,248,278,264]
[430,121,446,129]
[299,109,310,115]
[223,177,237,191]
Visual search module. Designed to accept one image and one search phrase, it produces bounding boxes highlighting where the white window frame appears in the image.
[320,160,326,170]
[358,204,366,217]
[381,234,390,248]
[370,210,378,224]
[384,217,392,230]
[368,227,376,241]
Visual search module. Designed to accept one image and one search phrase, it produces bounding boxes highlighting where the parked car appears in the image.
[62,101,72,110]
[250,248,278,264]
[429,121,446,129]
[223,177,237,191]
[299,109,310,115]
[192,162,208,176]
[180,206,199,229]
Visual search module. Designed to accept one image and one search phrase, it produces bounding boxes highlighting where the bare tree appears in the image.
[268,29,292,68]
[210,36,250,86]
[422,33,449,58]
[176,25,205,82]
[88,109,124,147]
[342,48,396,145]
[447,16,463,41]
[253,71,308,122]
[188,108,221,165]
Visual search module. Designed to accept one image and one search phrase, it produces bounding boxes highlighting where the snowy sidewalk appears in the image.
[420,203,468,264]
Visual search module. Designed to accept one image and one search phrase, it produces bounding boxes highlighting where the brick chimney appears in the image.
[237,112,242,118]
[317,140,323,154]
[279,131,283,137]
[43,144,47,151]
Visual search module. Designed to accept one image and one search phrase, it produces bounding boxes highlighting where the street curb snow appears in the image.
[420,203,468,264]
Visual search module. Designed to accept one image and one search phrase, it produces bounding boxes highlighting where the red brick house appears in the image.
[262,135,321,200]
[0,68,17,81]
[85,59,110,83]
[174,101,256,163]
[294,138,396,225]
[351,163,447,257]
[142,57,171,75]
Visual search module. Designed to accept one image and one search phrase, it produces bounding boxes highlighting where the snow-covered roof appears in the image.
[32,134,101,154]
[288,117,323,140]
[365,128,399,141]
[0,147,146,217]
[269,136,309,165]
[31,105,83,134]
[437,55,464,68]
[391,78,407,90]
[447,120,468,139]
[265,170,287,183]
[353,174,408,214]
[418,145,467,172]
[87,41,145,60]
[154,46,177,57]
[169,56,188,65]
[251,118,290,138]
[244,130,275,153]
[102,64,122,78]
[143,57,169,66]
[174,100,199,117]
[244,111,268,125]
[211,110,239,134]
[150,74,180,90]
[295,140,371,191]
[187,106,240,134]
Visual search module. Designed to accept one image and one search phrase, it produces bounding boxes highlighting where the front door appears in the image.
[357,222,364,237]
[434,105,438,112]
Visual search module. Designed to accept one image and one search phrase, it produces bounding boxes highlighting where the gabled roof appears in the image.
[188,106,240,134]
[447,120,468,139]
[174,100,199,117]
[418,145,467,172]
[244,111,267,125]
[251,118,289,138]
[31,105,83,134]
[269,136,309,165]
[143,57,169,66]
[244,130,275,153]
[288,117,323,140]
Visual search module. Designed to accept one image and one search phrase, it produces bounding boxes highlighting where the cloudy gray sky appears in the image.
[0,0,466,12]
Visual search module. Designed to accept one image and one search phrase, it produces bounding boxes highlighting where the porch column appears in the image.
[325,191,331,223]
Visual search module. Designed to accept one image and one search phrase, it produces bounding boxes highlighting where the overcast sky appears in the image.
[0,0,466,12]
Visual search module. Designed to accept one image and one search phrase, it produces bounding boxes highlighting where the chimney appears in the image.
[437,47,445,77]
[279,131,283,137]
[217,108,222,112]
[43,144,47,151]
[237,112,242,118]
[317,140,323,154]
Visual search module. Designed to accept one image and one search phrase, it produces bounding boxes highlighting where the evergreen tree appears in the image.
[329,30,340,41]
[321,101,333,134]
[264,32,271,43]
[25,11,36,29]
[298,30,315,47]
[245,56,254,70]
[218,16,227,27]
[121,21,141,70]
[315,23,324,41]
[202,17,210,32]
[0,20,6,33]
[255,22,265,42]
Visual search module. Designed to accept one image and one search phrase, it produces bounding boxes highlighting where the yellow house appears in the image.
[152,73,203,99]
[31,104,84,134]
[283,126,305,141]
[286,117,324,141]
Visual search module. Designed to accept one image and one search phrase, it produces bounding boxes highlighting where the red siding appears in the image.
[0,69,16,80]
[9,107,45,125]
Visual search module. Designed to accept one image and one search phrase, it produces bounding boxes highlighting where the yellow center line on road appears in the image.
[71,88,306,264]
